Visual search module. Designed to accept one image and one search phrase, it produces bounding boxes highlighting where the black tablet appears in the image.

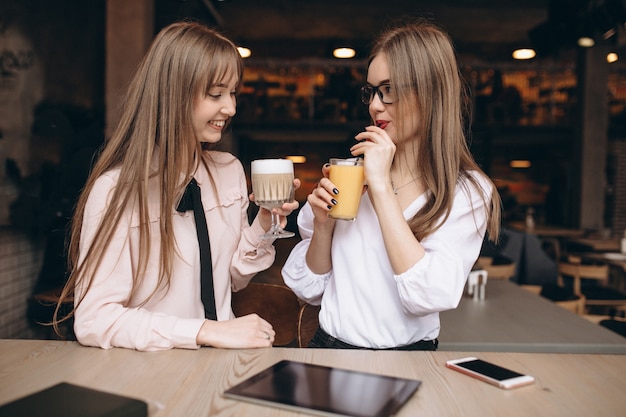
[223,360,421,417]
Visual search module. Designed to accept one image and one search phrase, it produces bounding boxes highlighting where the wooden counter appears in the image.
[0,339,625,416]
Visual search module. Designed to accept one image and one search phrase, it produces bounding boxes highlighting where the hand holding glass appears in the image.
[251,159,295,239]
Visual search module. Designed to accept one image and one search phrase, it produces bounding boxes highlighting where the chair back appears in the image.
[520,285,542,295]
[554,297,586,315]
[474,256,516,280]
[483,263,516,280]
[557,262,609,295]
[539,283,586,315]
[297,303,321,348]
[475,256,494,267]
[231,282,300,346]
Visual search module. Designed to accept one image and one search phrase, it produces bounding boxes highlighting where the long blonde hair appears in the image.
[370,19,501,241]
[54,21,243,333]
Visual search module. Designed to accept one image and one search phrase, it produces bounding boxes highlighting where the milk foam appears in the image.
[251,159,293,174]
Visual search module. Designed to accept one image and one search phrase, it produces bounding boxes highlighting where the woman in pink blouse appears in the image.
[53,22,299,351]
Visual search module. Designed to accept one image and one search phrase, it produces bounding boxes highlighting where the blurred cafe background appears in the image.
[1,0,626,340]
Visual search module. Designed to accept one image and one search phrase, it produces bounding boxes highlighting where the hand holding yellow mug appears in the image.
[328,158,365,221]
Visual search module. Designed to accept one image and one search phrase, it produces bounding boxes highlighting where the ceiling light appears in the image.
[577,36,595,47]
[607,52,619,63]
[237,47,251,58]
[333,47,356,59]
[510,160,531,169]
[286,155,306,163]
[512,48,536,60]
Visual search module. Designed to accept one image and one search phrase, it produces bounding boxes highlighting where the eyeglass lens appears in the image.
[360,84,394,104]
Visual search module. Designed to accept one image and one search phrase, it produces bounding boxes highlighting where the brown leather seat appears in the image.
[31,287,74,305]
[30,286,75,340]
[231,282,300,346]
[297,303,321,348]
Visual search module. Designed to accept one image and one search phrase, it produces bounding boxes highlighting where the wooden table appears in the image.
[567,238,621,252]
[439,280,626,354]
[0,339,625,417]
[507,222,585,238]
[578,252,626,272]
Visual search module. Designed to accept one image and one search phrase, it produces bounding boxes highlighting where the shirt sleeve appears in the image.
[228,157,277,292]
[393,176,491,316]
[281,203,331,304]
[73,174,205,351]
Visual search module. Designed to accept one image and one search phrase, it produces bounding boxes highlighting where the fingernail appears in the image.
[332,188,339,195]
[327,205,332,210]
[331,199,338,205]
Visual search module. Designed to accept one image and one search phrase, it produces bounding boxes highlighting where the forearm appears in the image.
[75,300,204,351]
[305,218,335,274]
[195,315,274,348]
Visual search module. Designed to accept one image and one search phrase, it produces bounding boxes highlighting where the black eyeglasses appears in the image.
[360,83,396,105]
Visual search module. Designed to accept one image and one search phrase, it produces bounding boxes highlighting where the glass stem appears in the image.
[270,212,281,234]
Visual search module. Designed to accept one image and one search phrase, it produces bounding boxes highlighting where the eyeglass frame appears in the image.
[360,83,396,105]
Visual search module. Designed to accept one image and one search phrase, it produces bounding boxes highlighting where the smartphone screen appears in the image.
[446,357,535,389]
[452,359,523,381]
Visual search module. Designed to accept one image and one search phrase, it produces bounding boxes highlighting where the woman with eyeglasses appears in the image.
[282,19,501,350]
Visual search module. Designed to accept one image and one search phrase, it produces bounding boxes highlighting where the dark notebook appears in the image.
[0,382,147,417]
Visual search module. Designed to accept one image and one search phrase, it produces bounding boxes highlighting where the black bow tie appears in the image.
[176,179,196,212]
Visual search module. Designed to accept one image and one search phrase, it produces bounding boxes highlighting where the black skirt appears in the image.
[308,327,438,351]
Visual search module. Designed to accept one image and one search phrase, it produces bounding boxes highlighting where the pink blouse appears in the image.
[74,151,276,351]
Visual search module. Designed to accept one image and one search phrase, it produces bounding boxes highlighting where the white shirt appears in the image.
[282,171,491,349]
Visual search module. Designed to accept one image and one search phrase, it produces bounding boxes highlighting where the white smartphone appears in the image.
[445,357,535,389]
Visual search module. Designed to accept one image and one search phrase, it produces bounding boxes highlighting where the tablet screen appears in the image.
[223,360,421,417]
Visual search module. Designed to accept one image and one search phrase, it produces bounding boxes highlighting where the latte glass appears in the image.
[251,159,295,239]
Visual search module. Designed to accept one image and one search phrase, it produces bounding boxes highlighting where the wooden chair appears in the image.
[539,283,586,315]
[557,259,626,313]
[474,256,494,267]
[520,285,542,295]
[598,310,626,337]
[599,316,626,338]
[231,282,300,346]
[484,263,516,280]
[523,283,586,315]
[474,257,516,280]
[296,303,321,348]
[540,237,561,262]
[552,295,586,315]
